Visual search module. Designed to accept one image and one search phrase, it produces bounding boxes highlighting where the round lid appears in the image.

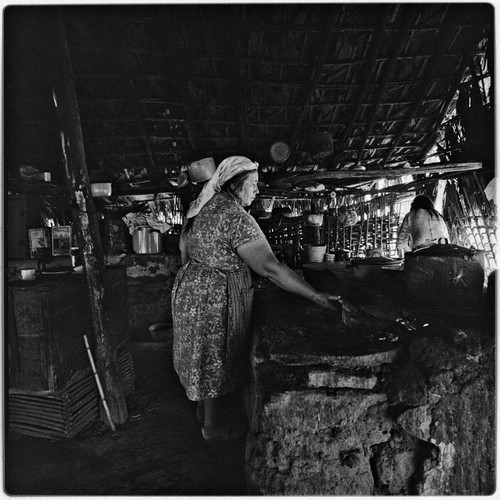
[270,141,290,163]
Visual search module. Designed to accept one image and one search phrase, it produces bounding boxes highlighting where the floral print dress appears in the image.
[172,192,265,401]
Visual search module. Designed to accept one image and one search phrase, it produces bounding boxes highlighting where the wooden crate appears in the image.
[8,368,99,439]
[8,346,134,440]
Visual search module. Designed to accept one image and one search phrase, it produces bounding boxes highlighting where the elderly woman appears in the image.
[172,156,339,441]
[396,194,450,254]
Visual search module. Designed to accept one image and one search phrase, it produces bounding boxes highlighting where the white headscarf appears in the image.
[186,156,259,219]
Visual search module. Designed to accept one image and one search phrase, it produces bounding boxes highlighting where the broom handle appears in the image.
[83,335,116,431]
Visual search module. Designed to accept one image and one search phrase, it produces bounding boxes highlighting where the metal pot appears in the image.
[188,157,216,183]
[347,257,403,279]
[269,141,291,163]
[132,227,164,254]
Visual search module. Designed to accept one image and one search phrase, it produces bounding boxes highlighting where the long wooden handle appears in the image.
[84,335,116,431]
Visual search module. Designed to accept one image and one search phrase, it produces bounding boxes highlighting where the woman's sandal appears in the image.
[201,421,247,441]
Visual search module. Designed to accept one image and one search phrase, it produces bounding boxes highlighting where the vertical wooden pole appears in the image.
[46,9,127,425]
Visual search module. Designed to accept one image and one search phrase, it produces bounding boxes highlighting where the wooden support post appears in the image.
[47,9,128,425]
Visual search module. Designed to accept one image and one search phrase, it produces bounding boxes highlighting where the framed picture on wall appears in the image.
[51,226,72,256]
[28,228,50,258]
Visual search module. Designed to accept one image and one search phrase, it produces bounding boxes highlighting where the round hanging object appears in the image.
[345,210,358,226]
[188,157,216,183]
[309,131,334,160]
[270,141,290,163]
[177,171,189,188]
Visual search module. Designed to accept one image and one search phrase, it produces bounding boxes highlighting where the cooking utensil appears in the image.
[270,141,290,163]
[132,227,164,254]
[304,213,324,226]
[345,210,357,226]
[347,257,403,279]
[188,157,216,183]
[91,182,112,197]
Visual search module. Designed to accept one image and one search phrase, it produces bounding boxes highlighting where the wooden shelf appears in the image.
[278,162,482,186]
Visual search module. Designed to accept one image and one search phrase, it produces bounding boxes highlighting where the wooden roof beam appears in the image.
[332,5,394,169]
[228,5,250,155]
[283,161,481,185]
[287,7,344,149]
[69,46,481,67]
[381,6,463,166]
[179,19,474,33]
[121,80,158,175]
[153,12,203,153]
[336,170,476,195]
[416,48,475,161]
[72,72,456,88]
[355,5,419,167]
[48,8,128,425]
[88,20,158,178]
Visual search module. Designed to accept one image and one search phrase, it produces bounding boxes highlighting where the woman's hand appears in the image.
[313,291,342,310]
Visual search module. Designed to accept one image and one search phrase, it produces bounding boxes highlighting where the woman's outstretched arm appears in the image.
[237,238,340,310]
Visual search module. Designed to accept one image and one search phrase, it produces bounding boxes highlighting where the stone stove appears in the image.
[245,281,494,495]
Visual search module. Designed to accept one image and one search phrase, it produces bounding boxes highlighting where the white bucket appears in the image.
[324,252,336,263]
[305,244,326,263]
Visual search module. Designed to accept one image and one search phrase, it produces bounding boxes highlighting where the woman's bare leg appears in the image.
[203,397,219,428]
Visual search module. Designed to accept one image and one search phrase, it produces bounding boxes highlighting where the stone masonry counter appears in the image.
[106,253,182,340]
[246,284,495,495]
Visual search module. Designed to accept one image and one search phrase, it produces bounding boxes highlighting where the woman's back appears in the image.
[406,208,449,249]
[187,192,263,270]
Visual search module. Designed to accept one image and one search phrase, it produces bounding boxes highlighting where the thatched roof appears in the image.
[4,4,492,193]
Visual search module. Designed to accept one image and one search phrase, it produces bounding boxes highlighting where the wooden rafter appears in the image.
[416,52,474,161]
[154,10,202,153]
[179,19,475,34]
[228,5,250,155]
[114,21,158,176]
[70,46,482,67]
[118,78,158,176]
[281,162,482,185]
[332,5,394,169]
[287,7,343,149]
[355,5,419,167]
[338,170,478,196]
[381,6,463,166]
[72,71,457,89]
[49,8,128,425]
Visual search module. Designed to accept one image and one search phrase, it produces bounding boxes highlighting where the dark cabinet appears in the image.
[8,275,92,393]
[7,193,42,259]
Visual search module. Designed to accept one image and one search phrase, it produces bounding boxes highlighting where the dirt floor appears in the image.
[4,341,248,495]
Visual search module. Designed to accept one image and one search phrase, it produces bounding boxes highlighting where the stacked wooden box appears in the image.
[7,269,133,439]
